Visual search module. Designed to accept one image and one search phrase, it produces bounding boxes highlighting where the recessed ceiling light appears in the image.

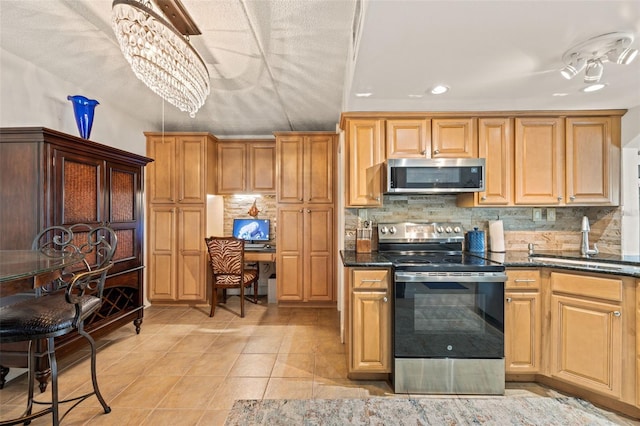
[355,92,373,97]
[408,94,424,98]
[552,93,569,97]
[582,83,606,92]
[430,85,449,95]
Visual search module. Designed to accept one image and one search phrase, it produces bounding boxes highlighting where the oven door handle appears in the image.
[394,272,507,283]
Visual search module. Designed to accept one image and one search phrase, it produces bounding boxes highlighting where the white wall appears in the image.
[0,48,153,155]
[621,106,640,256]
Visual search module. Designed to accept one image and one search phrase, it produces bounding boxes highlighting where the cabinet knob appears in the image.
[613,311,621,317]
[506,297,512,303]
[480,196,487,201]
[299,198,303,201]
[299,209,303,213]
[383,297,388,303]
[306,209,311,213]
[569,196,576,201]
[557,196,563,201]
[433,149,440,155]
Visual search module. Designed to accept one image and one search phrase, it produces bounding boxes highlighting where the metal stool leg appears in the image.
[77,323,110,414]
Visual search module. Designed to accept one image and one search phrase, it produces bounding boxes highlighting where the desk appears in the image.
[244,248,276,301]
[245,248,276,263]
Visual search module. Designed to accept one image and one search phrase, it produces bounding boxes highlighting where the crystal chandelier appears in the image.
[112,0,210,117]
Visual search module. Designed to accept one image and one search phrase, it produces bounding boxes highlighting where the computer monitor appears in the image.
[232,218,270,242]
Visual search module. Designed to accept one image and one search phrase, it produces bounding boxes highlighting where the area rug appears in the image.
[224,397,621,425]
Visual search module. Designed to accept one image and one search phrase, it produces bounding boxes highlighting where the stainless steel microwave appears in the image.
[386,158,486,193]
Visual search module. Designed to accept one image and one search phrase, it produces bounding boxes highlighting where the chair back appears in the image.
[32,224,117,272]
[32,224,117,295]
[204,236,245,284]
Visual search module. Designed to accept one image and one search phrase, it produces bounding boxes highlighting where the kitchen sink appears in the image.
[531,256,640,275]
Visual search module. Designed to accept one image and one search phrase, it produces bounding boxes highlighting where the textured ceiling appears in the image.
[1,1,639,137]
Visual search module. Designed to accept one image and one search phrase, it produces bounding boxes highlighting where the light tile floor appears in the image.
[1,297,638,425]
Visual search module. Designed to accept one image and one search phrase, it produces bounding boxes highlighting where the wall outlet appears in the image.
[547,208,556,222]
[532,208,543,221]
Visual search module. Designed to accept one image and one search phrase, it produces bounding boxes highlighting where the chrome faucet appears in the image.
[580,216,599,257]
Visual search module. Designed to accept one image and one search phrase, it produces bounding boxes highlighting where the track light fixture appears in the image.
[559,32,638,84]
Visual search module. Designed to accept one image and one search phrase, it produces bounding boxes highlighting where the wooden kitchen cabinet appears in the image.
[549,271,624,399]
[216,140,276,194]
[565,116,619,205]
[431,118,477,158]
[344,118,385,207]
[514,117,564,205]
[145,132,217,304]
[347,268,391,376]
[386,119,431,158]
[276,133,334,204]
[148,205,207,301]
[0,127,151,390]
[458,117,514,207]
[275,132,336,303]
[147,133,212,204]
[504,269,541,374]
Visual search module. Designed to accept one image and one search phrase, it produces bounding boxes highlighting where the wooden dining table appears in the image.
[0,250,85,296]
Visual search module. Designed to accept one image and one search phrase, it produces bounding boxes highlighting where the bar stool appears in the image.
[0,224,116,425]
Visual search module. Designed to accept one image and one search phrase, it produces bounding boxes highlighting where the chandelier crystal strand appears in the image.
[112,0,210,117]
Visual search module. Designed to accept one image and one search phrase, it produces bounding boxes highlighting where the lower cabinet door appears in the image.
[505,291,541,373]
[351,291,391,372]
[550,294,622,398]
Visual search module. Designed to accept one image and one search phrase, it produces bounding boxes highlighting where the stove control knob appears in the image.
[380,226,388,234]
[436,226,444,233]
[445,226,453,233]
[453,226,461,233]
[389,226,397,234]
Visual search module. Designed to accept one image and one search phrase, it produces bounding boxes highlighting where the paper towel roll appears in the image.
[489,220,505,253]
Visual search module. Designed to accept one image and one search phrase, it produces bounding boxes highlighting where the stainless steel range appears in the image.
[378,222,507,395]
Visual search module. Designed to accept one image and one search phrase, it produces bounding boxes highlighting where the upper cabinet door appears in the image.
[216,142,247,194]
[386,119,431,158]
[431,118,477,158]
[306,134,335,204]
[178,135,207,203]
[248,142,276,193]
[147,135,177,204]
[514,117,564,205]
[565,117,619,205]
[346,119,385,207]
[477,118,514,205]
[277,135,304,203]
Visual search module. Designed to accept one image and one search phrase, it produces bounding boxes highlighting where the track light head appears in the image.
[560,54,586,80]
[583,59,604,83]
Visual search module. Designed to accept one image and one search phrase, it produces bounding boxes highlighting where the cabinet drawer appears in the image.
[551,272,622,302]
[352,269,389,290]
[506,269,540,290]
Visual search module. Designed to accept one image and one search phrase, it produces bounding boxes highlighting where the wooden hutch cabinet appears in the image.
[0,127,152,390]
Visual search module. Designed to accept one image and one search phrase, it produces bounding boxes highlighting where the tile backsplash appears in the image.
[344,194,621,254]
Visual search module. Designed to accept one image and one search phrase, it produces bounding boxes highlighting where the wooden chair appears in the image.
[0,224,116,425]
[204,236,258,318]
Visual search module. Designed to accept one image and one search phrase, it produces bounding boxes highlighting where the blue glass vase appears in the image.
[67,95,99,140]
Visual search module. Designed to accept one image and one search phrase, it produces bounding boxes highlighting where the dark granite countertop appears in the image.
[340,251,392,267]
[341,250,640,278]
[478,250,640,278]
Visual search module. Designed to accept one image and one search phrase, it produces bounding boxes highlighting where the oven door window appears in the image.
[394,281,504,359]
